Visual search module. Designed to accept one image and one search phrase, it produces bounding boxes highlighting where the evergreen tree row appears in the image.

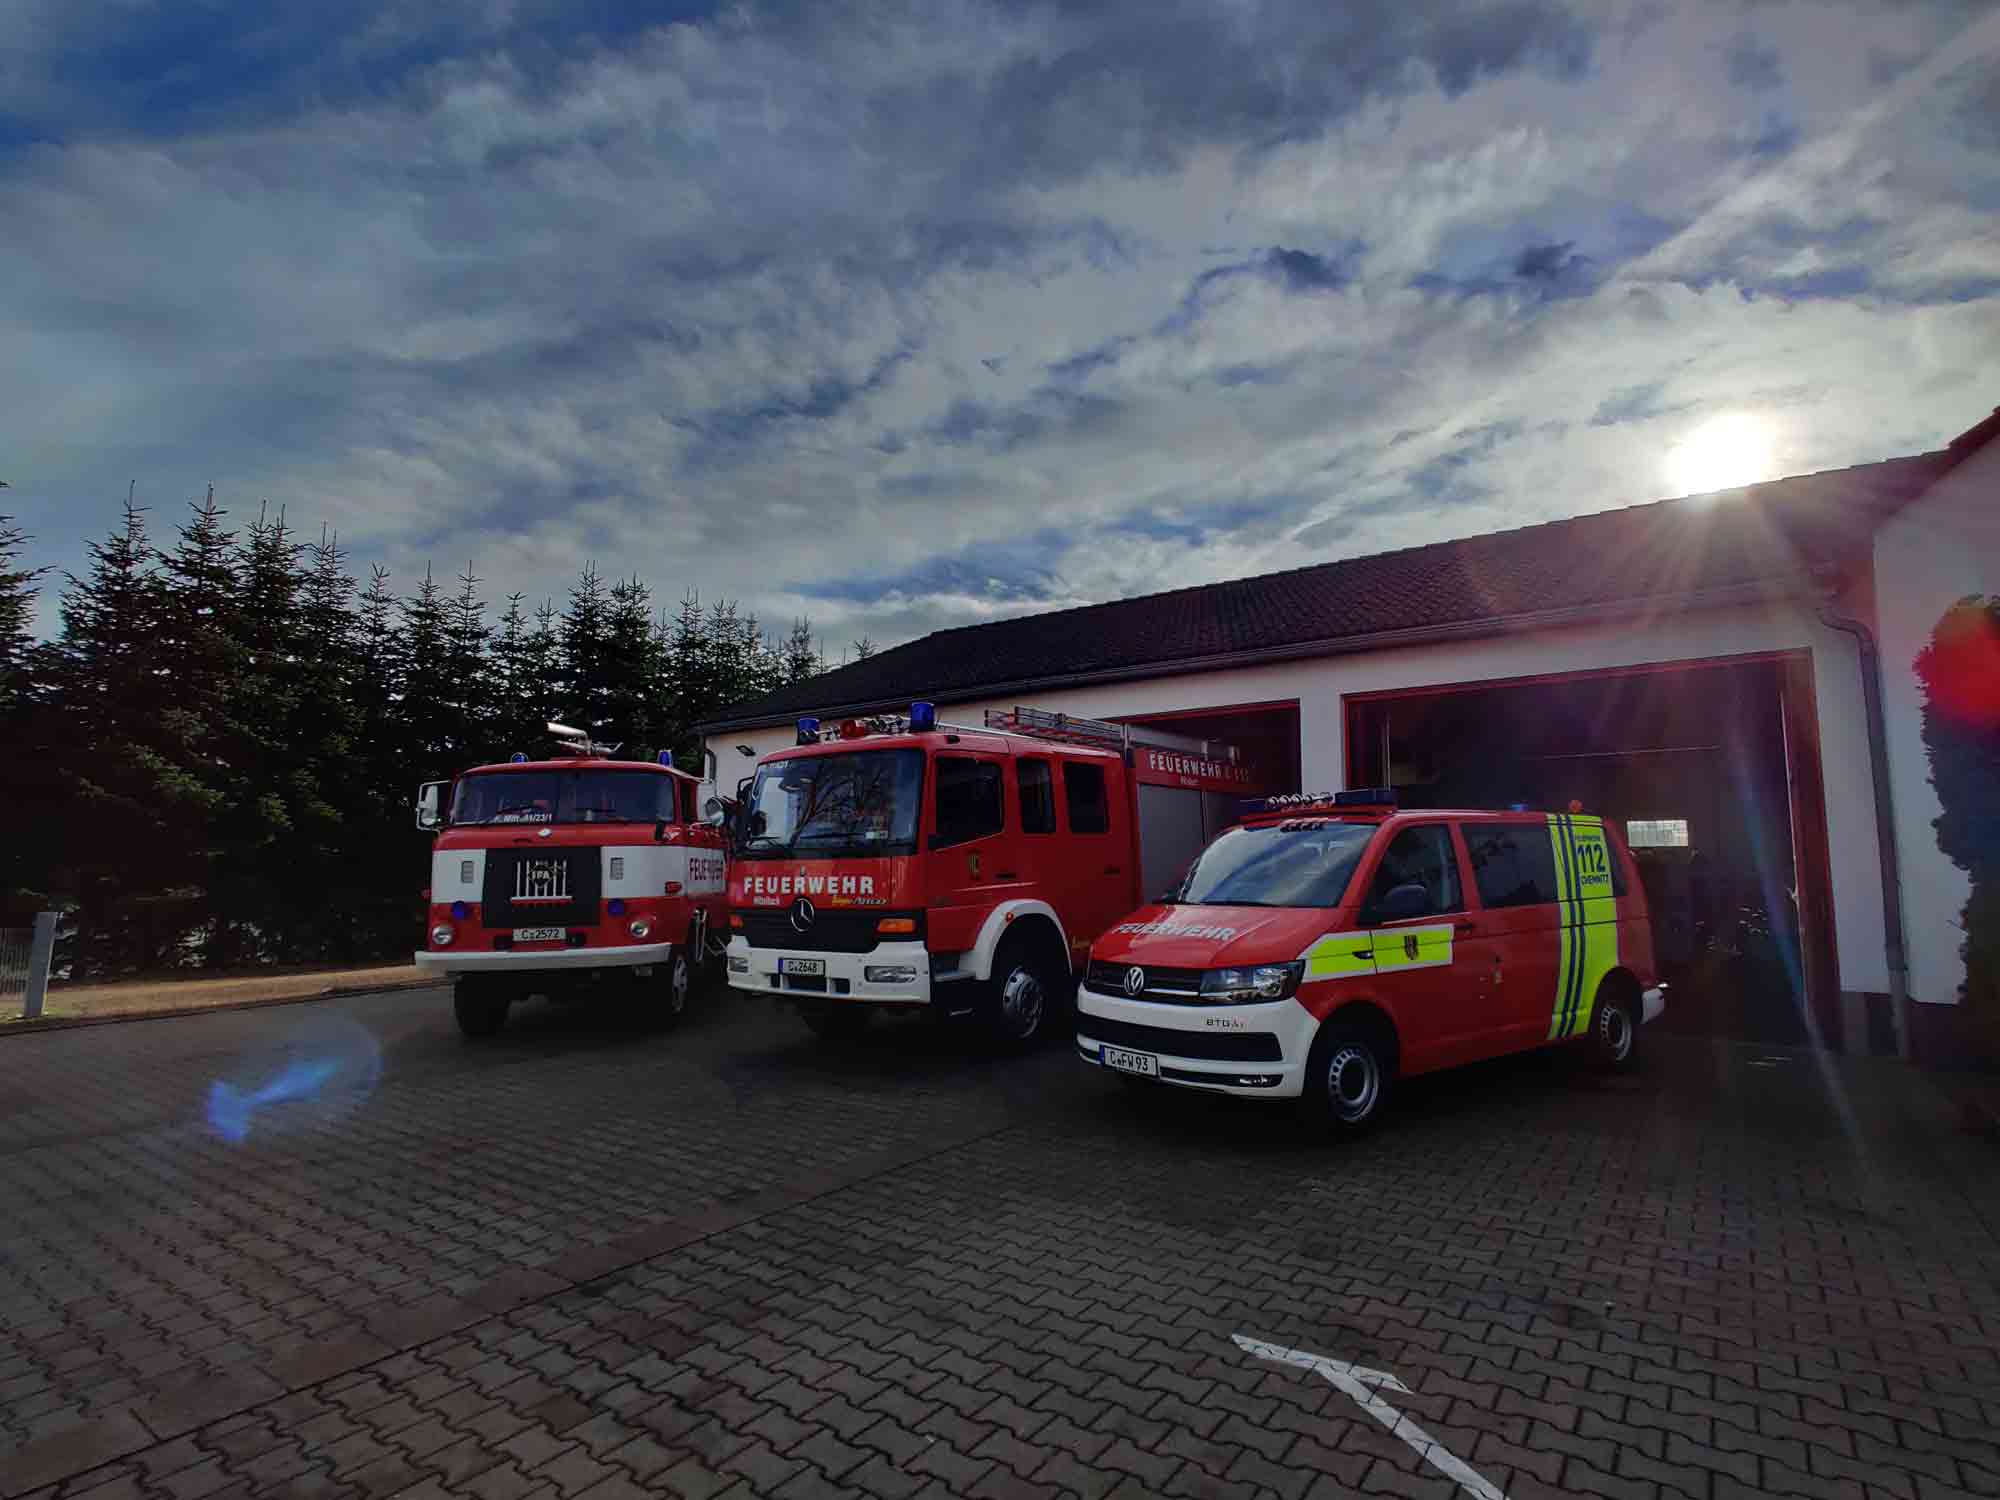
[0,493,876,977]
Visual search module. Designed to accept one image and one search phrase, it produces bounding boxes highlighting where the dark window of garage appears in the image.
[1465,824,1559,908]
[1017,758,1056,834]
[934,758,1004,847]
[1365,825,1462,918]
[1063,762,1110,834]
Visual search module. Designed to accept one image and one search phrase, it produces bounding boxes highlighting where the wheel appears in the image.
[651,946,691,1031]
[453,980,509,1039]
[1302,1019,1394,1133]
[800,1004,871,1039]
[983,937,1060,1049]
[1592,982,1639,1068]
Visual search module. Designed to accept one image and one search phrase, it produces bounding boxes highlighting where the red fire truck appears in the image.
[415,726,729,1038]
[722,703,1259,1045]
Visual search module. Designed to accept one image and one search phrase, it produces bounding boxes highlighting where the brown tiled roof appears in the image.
[703,450,1956,730]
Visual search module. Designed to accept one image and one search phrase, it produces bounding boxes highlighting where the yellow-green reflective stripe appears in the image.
[1548,814,1619,1039]
[1372,923,1455,972]
[1301,931,1374,980]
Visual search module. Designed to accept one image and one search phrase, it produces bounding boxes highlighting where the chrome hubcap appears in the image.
[1326,1044,1379,1122]
[999,966,1044,1037]
[669,956,689,1015]
[1600,1004,1630,1060]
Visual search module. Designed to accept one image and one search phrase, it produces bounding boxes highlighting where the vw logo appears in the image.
[1123,966,1146,997]
[789,896,817,933]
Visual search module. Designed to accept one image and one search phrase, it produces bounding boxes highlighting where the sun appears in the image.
[1664,413,1779,498]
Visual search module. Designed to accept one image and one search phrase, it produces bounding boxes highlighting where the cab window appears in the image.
[1062,761,1110,834]
[1017,758,1057,834]
[933,757,1004,847]
[1465,824,1559,908]
[1363,825,1462,919]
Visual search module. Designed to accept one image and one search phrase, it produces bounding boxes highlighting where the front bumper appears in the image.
[1075,985,1319,1099]
[725,936,939,1007]
[415,940,673,975]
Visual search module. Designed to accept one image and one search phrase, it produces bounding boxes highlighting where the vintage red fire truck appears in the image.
[722,702,1263,1045]
[415,726,729,1037]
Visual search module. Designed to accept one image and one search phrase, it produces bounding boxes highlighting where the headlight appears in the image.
[627,917,654,940]
[1200,961,1303,1003]
[864,964,918,983]
[430,925,454,947]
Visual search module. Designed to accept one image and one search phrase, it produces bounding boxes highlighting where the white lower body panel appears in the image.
[725,936,936,1007]
[1075,986,1319,1099]
[414,941,672,976]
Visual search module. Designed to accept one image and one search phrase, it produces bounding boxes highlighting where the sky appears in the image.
[4,0,1998,651]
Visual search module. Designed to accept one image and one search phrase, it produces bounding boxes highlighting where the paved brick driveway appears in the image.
[2,984,1996,1500]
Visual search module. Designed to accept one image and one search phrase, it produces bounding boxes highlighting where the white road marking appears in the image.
[1234,1334,1509,1500]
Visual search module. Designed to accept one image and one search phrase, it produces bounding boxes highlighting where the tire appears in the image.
[453,980,509,1039]
[651,946,691,1032]
[1302,1018,1394,1133]
[800,1004,871,1039]
[983,936,1059,1049]
[1592,981,1639,1069]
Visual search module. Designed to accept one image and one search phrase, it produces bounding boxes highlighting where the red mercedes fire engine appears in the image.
[415,726,729,1038]
[723,703,1157,1044]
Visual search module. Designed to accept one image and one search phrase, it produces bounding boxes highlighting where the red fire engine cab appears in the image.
[723,703,1147,1045]
[415,725,729,1038]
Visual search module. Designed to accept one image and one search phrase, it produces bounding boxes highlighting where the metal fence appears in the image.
[1,915,56,1018]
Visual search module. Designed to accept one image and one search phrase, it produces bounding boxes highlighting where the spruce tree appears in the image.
[398,566,452,774]
[602,574,659,754]
[0,515,43,713]
[560,562,612,738]
[782,618,821,685]
[442,562,494,762]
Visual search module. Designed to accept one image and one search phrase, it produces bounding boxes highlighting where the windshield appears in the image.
[1174,820,1376,908]
[450,769,679,826]
[739,749,924,858]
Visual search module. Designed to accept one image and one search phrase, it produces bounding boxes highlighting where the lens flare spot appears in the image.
[204,1015,383,1143]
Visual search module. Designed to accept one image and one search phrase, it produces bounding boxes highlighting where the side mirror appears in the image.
[415,780,447,831]
[703,796,727,827]
[1374,882,1432,923]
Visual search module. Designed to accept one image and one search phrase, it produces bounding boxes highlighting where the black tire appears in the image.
[648,946,692,1032]
[453,980,509,1039]
[800,1004,871,1039]
[983,935,1060,1049]
[1302,1018,1395,1133]
[1591,980,1639,1069]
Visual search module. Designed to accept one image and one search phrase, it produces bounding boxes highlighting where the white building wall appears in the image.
[714,597,1892,994]
[1874,439,2000,1009]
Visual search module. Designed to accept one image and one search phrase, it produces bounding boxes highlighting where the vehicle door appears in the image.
[1354,822,1491,1065]
[925,754,1009,945]
[1460,819,1564,1047]
[1054,756,1132,955]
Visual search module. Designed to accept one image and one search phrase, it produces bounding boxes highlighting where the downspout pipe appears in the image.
[1818,597,1913,1060]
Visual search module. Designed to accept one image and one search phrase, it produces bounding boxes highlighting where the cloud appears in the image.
[3,0,1997,653]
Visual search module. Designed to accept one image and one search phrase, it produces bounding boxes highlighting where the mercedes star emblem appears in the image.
[1123,965,1146,997]
[789,896,817,933]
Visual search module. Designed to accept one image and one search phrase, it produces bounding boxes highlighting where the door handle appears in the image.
[995,871,1018,881]
[1454,920,1476,934]
[1104,865,1122,875]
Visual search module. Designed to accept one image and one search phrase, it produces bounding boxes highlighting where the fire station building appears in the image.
[701,408,2000,1061]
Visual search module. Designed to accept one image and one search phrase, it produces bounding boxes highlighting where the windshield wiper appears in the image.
[739,835,792,855]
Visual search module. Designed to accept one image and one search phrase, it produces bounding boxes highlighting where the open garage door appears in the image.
[1346,655,1840,1048]
[1120,702,1300,900]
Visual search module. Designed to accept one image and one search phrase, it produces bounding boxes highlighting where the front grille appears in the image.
[1079,1016,1283,1062]
[735,908,923,955]
[1084,960,1206,1002]
[481,850,600,929]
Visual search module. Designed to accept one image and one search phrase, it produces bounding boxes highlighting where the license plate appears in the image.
[780,957,826,977]
[1101,1045,1159,1077]
[513,926,565,943]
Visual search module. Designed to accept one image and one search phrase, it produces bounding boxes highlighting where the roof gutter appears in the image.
[1817,593,1912,1060]
[698,576,1816,733]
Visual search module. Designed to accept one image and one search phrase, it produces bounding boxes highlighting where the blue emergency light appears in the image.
[510,752,528,763]
[608,898,626,916]
[796,716,821,745]
[658,750,673,767]
[910,700,936,731]
[450,901,469,920]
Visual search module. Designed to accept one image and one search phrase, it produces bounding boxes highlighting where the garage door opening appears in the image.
[1346,656,1837,1047]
